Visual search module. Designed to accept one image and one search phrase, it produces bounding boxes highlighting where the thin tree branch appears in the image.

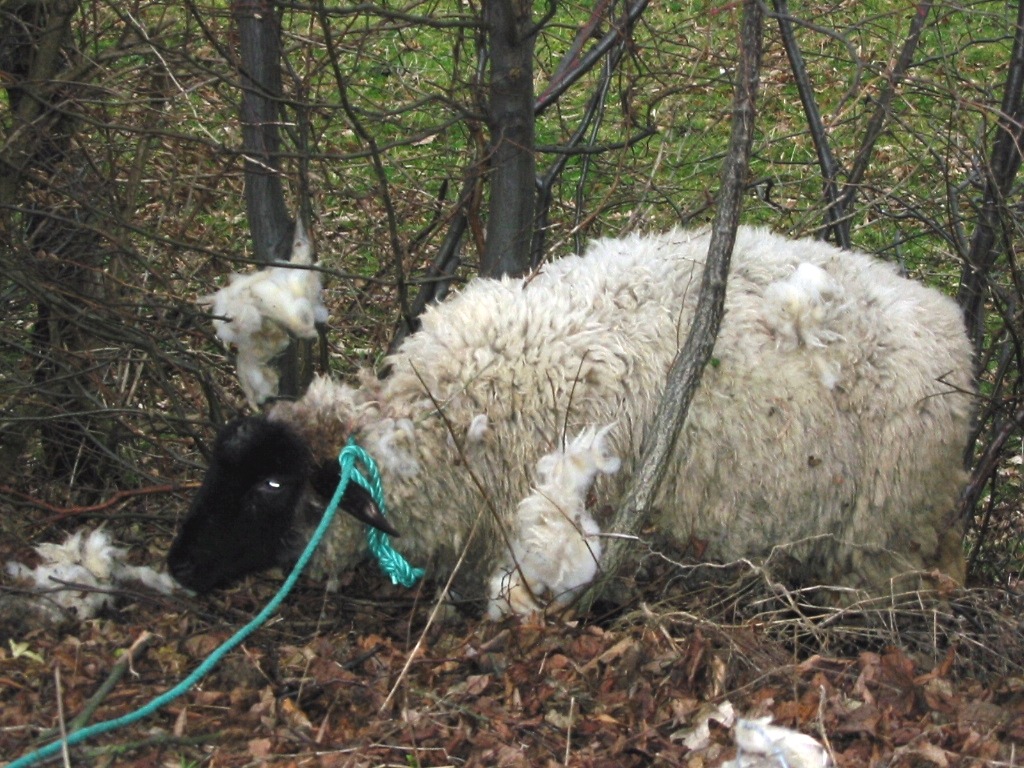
[587,0,762,604]
[314,0,412,327]
[956,0,1024,360]
[839,1,933,215]
[961,401,1024,527]
[534,0,651,115]
[771,0,850,247]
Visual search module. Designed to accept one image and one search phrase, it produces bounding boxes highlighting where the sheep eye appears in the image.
[260,479,283,492]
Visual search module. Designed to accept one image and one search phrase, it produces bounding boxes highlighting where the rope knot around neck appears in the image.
[333,440,425,588]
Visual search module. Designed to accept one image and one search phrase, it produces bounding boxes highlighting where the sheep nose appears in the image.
[167,555,200,590]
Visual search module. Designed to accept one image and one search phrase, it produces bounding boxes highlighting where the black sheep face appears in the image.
[168,417,310,593]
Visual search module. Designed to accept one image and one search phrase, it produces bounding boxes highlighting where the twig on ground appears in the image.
[40,632,156,741]
[380,509,486,713]
[565,695,576,766]
[53,666,71,768]
[0,483,196,520]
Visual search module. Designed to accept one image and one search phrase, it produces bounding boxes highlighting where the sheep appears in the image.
[168,225,976,613]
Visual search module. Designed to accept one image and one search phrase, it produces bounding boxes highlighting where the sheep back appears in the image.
[272,226,974,595]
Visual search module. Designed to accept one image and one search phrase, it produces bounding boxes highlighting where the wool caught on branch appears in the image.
[199,221,328,406]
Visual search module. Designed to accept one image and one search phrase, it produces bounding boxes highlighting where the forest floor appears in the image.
[2,514,1024,768]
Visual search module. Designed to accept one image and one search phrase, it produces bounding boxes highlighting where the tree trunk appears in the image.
[0,0,118,493]
[481,0,536,278]
[0,0,79,215]
[232,0,313,400]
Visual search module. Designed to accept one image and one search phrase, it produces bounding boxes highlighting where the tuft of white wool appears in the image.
[259,226,974,601]
[6,559,111,621]
[373,417,421,478]
[487,424,620,618]
[723,717,832,768]
[466,413,490,443]
[764,261,845,350]
[33,529,122,576]
[199,221,328,406]
[7,529,178,621]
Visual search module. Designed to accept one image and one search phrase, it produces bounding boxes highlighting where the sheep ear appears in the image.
[311,459,401,537]
[339,482,401,538]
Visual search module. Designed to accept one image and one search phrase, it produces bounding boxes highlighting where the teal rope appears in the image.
[343,442,426,588]
[8,439,422,768]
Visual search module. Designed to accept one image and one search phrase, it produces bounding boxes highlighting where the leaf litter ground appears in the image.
[3,531,1024,767]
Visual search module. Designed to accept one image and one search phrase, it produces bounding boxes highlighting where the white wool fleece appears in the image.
[269,226,975,602]
[8,529,178,621]
[487,424,621,618]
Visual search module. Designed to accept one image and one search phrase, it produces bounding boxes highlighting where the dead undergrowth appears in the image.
[2,507,1023,768]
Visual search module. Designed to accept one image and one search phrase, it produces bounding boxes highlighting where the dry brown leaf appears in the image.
[247,737,273,759]
[281,697,313,731]
[172,705,188,737]
[895,741,949,767]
